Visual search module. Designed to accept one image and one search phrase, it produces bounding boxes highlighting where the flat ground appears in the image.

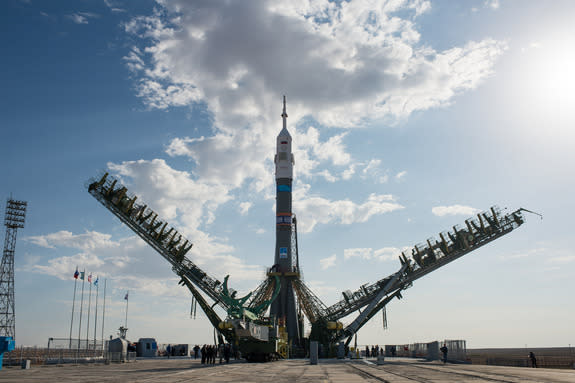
[1,357,574,383]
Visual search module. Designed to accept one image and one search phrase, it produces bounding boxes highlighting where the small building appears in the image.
[108,338,128,362]
[136,338,158,357]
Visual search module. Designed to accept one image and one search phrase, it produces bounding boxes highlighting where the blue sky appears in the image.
[1,0,574,348]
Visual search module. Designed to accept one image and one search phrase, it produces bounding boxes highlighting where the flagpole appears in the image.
[125,291,129,330]
[101,279,107,350]
[68,267,78,349]
[86,275,92,345]
[77,270,86,350]
[93,278,99,351]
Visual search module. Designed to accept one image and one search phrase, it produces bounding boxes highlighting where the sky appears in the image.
[1,0,574,349]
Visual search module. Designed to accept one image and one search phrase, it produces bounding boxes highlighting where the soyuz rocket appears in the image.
[269,96,300,342]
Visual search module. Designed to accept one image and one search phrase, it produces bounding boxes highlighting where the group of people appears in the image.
[200,343,232,365]
[364,345,383,358]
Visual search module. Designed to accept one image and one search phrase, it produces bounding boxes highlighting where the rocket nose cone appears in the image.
[278,126,291,138]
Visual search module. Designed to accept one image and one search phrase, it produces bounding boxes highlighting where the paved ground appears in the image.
[1,357,574,383]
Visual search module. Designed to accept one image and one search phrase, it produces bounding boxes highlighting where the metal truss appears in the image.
[0,199,27,339]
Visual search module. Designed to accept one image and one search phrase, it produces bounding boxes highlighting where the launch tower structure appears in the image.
[0,199,27,339]
[87,96,537,359]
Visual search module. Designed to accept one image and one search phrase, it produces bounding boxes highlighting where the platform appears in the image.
[1,357,574,382]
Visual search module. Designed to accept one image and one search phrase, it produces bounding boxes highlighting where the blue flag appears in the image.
[94,277,99,287]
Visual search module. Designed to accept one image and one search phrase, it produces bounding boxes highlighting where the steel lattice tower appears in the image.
[0,199,27,339]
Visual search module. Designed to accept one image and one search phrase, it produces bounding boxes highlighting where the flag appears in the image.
[80,271,85,280]
[73,267,79,279]
[124,292,129,300]
[88,274,92,283]
[94,277,99,287]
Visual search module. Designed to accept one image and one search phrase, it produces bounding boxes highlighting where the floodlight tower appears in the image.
[0,199,27,339]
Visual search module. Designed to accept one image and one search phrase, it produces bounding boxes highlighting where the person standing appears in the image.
[529,352,537,368]
[201,344,206,364]
[440,344,448,364]
[224,343,231,363]
[193,344,200,359]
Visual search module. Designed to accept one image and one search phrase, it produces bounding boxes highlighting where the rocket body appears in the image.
[270,97,300,343]
[273,113,294,270]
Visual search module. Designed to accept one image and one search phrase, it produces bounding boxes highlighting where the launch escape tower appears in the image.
[0,199,27,339]
[87,96,537,358]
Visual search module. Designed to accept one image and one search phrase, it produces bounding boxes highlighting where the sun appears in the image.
[522,40,575,116]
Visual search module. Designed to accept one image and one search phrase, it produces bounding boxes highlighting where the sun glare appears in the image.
[522,40,575,117]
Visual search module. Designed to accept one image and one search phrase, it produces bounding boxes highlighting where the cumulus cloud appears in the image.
[108,159,233,229]
[125,1,505,124]
[122,0,506,199]
[65,0,506,294]
[320,254,337,270]
[25,230,118,250]
[344,247,405,262]
[25,227,262,296]
[294,185,404,233]
[431,204,480,217]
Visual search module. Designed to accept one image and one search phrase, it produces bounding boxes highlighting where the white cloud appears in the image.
[294,186,404,233]
[125,0,505,127]
[67,12,98,25]
[395,170,407,181]
[238,202,252,215]
[25,227,262,296]
[320,254,337,270]
[25,230,118,250]
[104,0,126,13]
[120,0,506,201]
[344,246,405,261]
[484,0,500,10]
[361,159,388,184]
[431,205,480,217]
[107,159,233,229]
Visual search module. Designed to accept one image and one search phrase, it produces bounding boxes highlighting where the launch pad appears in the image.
[86,97,537,360]
[3,357,574,383]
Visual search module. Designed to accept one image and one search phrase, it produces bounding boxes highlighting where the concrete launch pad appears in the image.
[2,358,574,383]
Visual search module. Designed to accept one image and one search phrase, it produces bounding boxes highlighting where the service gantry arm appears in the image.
[320,206,531,344]
[87,173,231,312]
